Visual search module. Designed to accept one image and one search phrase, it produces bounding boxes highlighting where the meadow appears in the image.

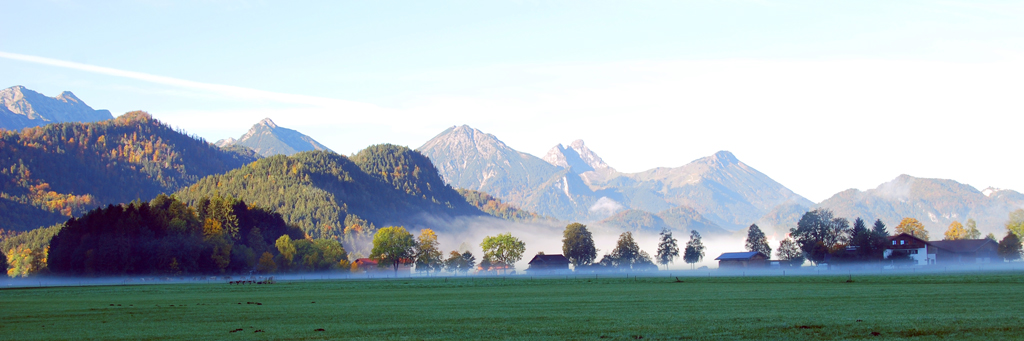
[1,272,1023,340]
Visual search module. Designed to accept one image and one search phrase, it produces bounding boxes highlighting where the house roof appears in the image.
[888,233,929,243]
[714,252,766,260]
[355,258,378,265]
[928,239,997,253]
[528,254,570,264]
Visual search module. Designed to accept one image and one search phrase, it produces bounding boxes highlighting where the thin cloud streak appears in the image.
[0,51,379,111]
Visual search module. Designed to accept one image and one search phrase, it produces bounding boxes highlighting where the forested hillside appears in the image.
[457,188,549,222]
[0,111,259,231]
[176,147,484,251]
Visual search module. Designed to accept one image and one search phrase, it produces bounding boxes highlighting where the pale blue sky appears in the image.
[3,0,1024,203]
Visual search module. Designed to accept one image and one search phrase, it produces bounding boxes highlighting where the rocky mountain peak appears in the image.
[258,117,278,129]
[711,150,739,165]
[228,118,331,157]
[420,125,512,159]
[56,91,81,103]
[543,139,613,173]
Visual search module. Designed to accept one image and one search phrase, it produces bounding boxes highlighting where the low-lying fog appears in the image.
[408,213,744,271]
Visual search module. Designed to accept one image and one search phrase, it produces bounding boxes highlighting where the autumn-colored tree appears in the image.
[944,221,968,240]
[6,245,47,278]
[203,218,232,272]
[895,217,929,240]
[965,219,981,239]
[257,252,277,273]
[275,235,297,270]
[370,226,416,275]
[1006,209,1024,238]
[414,229,443,273]
[480,233,526,273]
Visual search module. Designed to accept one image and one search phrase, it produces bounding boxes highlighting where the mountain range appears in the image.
[2,85,1022,242]
[418,125,813,236]
[0,86,113,131]
[419,125,1023,239]
[814,175,1024,238]
[216,118,331,157]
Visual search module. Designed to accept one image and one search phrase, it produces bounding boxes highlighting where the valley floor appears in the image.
[1,272,1022,340]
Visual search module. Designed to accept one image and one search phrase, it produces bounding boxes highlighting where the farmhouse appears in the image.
[884,233,936,265]
[927,239,999,264]
[714,251,768,268]
[526,254,570,272]
[884,233,1000,265]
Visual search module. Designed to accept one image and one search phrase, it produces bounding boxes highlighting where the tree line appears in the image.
[744,208,1024,267]
[8,203,1024,277]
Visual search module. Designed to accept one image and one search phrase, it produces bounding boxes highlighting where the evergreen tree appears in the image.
[848,218,870,260]
[869,219,890,260]
[683,230,705,269]
[744,224,771,256]
[656,228,680,270]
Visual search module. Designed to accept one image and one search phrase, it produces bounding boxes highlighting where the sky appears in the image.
[3,0,1024,203]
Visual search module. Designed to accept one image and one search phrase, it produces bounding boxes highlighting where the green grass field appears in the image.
[1,272,1023,340]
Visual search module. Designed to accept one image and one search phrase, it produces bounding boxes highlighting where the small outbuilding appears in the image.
[527,254,570,272]
[714,251,768,268]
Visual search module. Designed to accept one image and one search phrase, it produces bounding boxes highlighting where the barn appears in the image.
[927,239,999,264]
[527,254,570,272]
[714,252,768,268]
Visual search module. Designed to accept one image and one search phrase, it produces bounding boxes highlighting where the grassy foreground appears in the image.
[1,273,1023,340]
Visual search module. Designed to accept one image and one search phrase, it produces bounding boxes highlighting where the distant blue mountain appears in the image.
[217,118,332,157]
[0,85,113,131]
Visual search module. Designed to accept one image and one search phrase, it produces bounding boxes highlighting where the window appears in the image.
[892,241,897,245]
[910,250,918,254]
[900,240,905,245]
